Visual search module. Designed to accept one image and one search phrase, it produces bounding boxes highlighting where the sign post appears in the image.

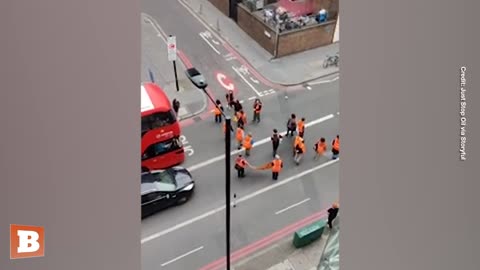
[168,35,179,92]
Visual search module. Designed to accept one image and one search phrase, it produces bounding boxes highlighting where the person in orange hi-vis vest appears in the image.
[236,126,244,149]
[314,137,327,160]
[252,99,262,123]
[297,117,306,138]
[293,134,302,156]
[331,135,340,159]
[294,138,306,165]
[271,155,283,180]
[213,99,223,123]
[234,154,248,178]
[243,132,254,157]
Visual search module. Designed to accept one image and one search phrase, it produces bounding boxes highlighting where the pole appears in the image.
[173,60,179,91]
[225,116,232,270]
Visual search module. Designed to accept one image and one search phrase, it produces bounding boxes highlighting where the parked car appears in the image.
[141,167,195,219]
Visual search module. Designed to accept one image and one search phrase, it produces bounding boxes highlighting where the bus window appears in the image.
[142,137,182,161]
[141,110,177,135]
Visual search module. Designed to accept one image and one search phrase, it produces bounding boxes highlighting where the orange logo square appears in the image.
[10,224,45,259]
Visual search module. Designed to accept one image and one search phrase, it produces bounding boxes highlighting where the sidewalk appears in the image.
[232,217,340,270]
[141,14,207,120]
[180,0,339,85]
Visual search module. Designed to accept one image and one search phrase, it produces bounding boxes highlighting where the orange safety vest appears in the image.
[235,157,246,168]
[243,135,252,149]
[214,106,221,115]
[316,141,327,154]
[298,121,305,132]
[332,138,340,151]
[294,135,302,148]
[236,128,244,142]
[300,142,306,153]
[272,159,283,172]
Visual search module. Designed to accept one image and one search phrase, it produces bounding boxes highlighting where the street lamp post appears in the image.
[201,87,232,270]
[185,68,233,270]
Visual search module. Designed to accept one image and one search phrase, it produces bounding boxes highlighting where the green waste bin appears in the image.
[293,219,327,248]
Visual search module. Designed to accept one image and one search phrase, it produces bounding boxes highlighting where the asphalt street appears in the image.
[178,80,339,167]
[142,160,339,270]
[141,83,339,269]
[141,1,339,269]
[142,0,280,105]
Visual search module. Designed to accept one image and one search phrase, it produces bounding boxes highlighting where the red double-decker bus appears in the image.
[141,82,185,170]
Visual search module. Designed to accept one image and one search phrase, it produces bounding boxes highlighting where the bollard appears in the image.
[216,18,220,32]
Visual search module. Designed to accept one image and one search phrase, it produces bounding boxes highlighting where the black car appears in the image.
[141,167,195,219]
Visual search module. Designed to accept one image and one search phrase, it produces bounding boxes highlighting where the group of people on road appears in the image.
[231,111,339,182]
[210,90,340,181]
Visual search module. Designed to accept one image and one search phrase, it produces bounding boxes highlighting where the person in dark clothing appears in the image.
[172,98,180,115]
[233,99,243,113]
[226,90,235,110]
[214,99,224,123]
[286,114,297,137]
[270,129,283,157]
[327,202,339,229]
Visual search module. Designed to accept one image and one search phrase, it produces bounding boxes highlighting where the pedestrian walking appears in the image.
[327,202,339,229]
[297,117,305,138]
[235,154,248,178]
[242,132,254,156]
[331,135,340,159]
[213,99,223,123]
[286,114,297,137]
[172,98,180,115]
[271,129,283,157]
[293,134,302,156]
[252,99,262,123]
[271,155,283,180]
[236,110,247,128]
[313,137,327,160]
[233,99,243,113]
[294,138,306,165]
[226,90,235,110]
[236,126,244,149]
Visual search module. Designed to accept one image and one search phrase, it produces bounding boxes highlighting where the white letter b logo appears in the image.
[17,230,40,253]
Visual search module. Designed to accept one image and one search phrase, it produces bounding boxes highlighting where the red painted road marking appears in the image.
[198,208,329,270]
[175,49,219,126]
[215,72,236,91]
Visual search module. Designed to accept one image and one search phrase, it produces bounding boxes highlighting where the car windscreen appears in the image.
[141,137,182,160]
[141,171,177,192]
[141,110,177,136]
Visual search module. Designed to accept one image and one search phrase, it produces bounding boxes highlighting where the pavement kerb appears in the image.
[142,13,209,121]
[178,0,339,87]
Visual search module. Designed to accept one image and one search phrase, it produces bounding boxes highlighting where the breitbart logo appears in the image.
[10,224,45,259]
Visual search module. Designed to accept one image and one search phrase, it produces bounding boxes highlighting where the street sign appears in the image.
[167,36,177,61]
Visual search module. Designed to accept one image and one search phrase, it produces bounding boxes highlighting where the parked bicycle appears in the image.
[323,52,339,68]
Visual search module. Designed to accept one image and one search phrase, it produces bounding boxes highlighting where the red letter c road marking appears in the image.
[216,72,235,91]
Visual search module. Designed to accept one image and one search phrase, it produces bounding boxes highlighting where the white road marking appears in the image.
[199,33,221,55]
[142,13,168,43]
[309,76,339,85]
[177,0,226,44]
[187,113,335,172]
[275,198,311,215]
[239,100,244,104]
[141,158,339,244]
[232,66,263,97]
[306,85,312,90]
[160,246,204,267]
[248,96,257,100]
